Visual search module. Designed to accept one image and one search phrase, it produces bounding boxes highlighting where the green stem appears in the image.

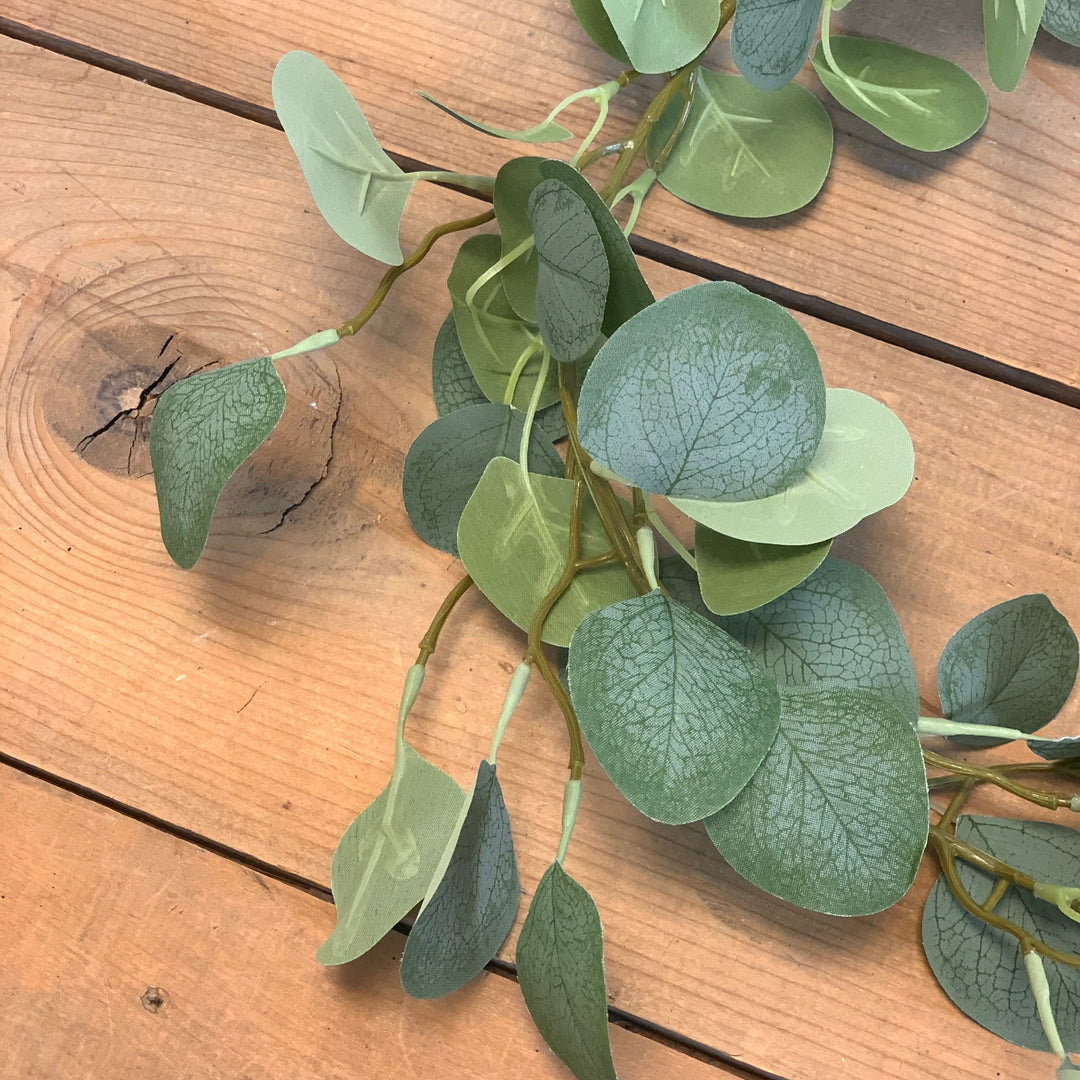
[611,169,657,237]
[415,573,474,665]
[465,234,535,309]
[636,526,659,591]
[503,336,545,407]
[1024,951,1069,1061]
[646,498,696,571]
[519,349,552,482]
[268,328,341,361]
[489,661,532,764]
[917,716,1039,743]
[556,778,582,864]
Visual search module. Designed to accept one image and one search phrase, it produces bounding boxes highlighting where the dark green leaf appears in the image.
[493,157,545,323]
[599,0,723,74]
[570,0,631,62]
[1028,735,1080,761]
[417,91,572,143]
[1043,0,1080,45]
[984,0,1048,92]
[731,0,824,89]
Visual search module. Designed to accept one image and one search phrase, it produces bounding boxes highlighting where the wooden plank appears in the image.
[3,0,1080,386]
[0,38,1075,1080]
[0,766,739,1079]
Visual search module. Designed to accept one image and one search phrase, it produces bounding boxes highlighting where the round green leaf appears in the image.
[731,0,825,90]
[402,404,564,555]
[494,157,545,323]
[599,0,723,74]
[648,69,834,219]
[984,0,1048,93]
[570,0,631,62]
[1043,0,1080,45]
[811,37,988,152]
[567,591,781,824]
[578,281,826,501]
[706,684,929,915]
[417,91,573,143]
[670,388,914,546]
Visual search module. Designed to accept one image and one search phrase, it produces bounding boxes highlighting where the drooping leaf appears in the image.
[811,37,988,152]
[706,684,929,915]
[714,557,919,723]
[528,178,610,363]
[516,862,617,1080]
[457,457,637,646]
[1043,0,1080,45]
[403,404,564,555]
[149,358,286,569]
[923,816,1080,1052]
[273,51,413,265]
[399,761,519,998]
[731,0,825,89]
[317,741,465,965]
[1028,734,1080,761]
[983,0,1048,92]
[670,388,914,546]
[493,157,545,323]
[570,0,631,62]
[567,591,780,824]
[417,91,572,143]
[600,0,723,74]
[937,594,1079,747]
[695,525,832,616]
[647,68,834,219]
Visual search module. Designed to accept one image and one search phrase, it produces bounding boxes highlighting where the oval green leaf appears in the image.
[494,157,545,323]
[984,0,1048,92]
[149,357,286,569]
[600,0,723,73]
[1043,0,1080,45]
[731,0,824,89]
[417,91,572,143]
[570,0,631,62]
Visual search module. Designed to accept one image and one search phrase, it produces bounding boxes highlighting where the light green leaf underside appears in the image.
[494,157,544,323]
[149,357,286,569]
[670,388,913,545]
[317,742,465,965]
[923,816,1080,1051]
[983,0,1048,92]
[399,761,519,999]
[579,281,826,501]
[715,557,920,724]
[457,457,638,647]
[937,593,1079,747]
[568,591,780,824]
[417,91,573,143]
[570,0,632,62]
[273,51,412,265]
[516,862,617,1080]
[403,403,564,556]
[601,0,723,73]
[1029,734,1080,760]
[1043,0,1080,45]
[811,37,988,152]
[648,69,834,219]
[706,684,929,915]
[695,525,832,616]
[731,0,825,89]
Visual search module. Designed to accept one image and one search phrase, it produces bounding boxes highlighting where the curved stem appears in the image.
[465,235,535,310]
[415,574,474,666]
[923,749,1076,812]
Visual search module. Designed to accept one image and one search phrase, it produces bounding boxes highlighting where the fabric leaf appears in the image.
[418,91,572,143]
[983,0,1048,92]
[731,0,825,90]
[599,0,723,74]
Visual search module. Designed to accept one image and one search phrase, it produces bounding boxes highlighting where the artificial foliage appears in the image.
[141,2,1080,1076]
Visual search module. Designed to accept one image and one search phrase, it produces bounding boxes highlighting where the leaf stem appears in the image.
[1024,951,1069,1061]
[923,749,1076,812]
[465,234,535,310]
[556,778,582,864]
[917,716,1040,743]
[519,348,552,484]
[415,573,475,666]
[489,661,532,764]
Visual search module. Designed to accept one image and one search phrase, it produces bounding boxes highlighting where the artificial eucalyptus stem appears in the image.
[415,574,475,666]
[923,749,1077,811]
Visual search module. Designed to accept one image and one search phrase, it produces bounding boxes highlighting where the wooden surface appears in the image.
[0,7,1078,1080]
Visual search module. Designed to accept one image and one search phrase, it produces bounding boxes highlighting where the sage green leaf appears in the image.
[402,404,564,555]
[670,388,914,546]
[570,0,631,62]
[658,554,715,622]
[1028,734,1080,761]
[1043,0,1080,45]
[706,684,929,915]
[923,816,1080,1052]
[273,51,412,265]
[937,594,1079,747]
[567,591,781,824]
[399,761,519,998]
[811,37,988,152]
[149,357,286,569]
[417,91,572,143]
[731,0,824,89]
[447,234,558,411]
[317,741,465,965]
[695,525,831,616]
[984,0,1048,92]
[528,178,610,363]
[516,862,617,1080]
[600,0,723,74]
[647,69,834,219]
[494,157,544,323]
[715,557,920,724]
[457,457,637,646]
[578,281,826,501]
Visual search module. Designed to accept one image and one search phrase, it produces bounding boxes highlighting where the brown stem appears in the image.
[923,749,1076,811]
[415,574,474,665]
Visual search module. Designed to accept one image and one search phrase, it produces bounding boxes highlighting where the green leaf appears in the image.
[731,0,825,89]
[494,157,545,323]
[578,281,826,501]
[516,862,617,1080]
[403,404,564,555]
[567,591,781,824]
[417,91,573,143]
[447,234,558,411]
[1028,734,1080,760]
[528,178,610,363]
[658,554,715,621]
[647,69,834,219]
[984,0,1048,92]
[600,0,723,74]
[149,358,286,569]
[1043,0,1080,45]
[273,51,412,265]
[399,761,519,998]
[570,0,632,62]
[714,557,920,724]
[695,525,832,616]
[706,684,929,915]
[923,816,1080,1052]
[317,741,465,965]
[937,594,1079,747]
[457,457,638,647]
[811,37,988,152]
[670,388,914,546]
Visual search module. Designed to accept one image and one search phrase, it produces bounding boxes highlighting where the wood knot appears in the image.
[140,986,169,1014]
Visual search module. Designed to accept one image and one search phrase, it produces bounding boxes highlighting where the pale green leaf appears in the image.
[149,358,286,569]
[570,0,631,62]
[567,591,780,824]
[494,157,545,323]
[1043,0,1080,45]
[731,0,825,89]
[670,388,914,546]
[273,51,412,264]
[516,862,617,1080]
[984,0,1048,92]
[418,91,573,143]
[600,0,723,73]
[706,684,929,915]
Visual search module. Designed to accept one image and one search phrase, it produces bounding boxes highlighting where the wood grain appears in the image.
[3,0,1080,385]
[1,38,1077,1080]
